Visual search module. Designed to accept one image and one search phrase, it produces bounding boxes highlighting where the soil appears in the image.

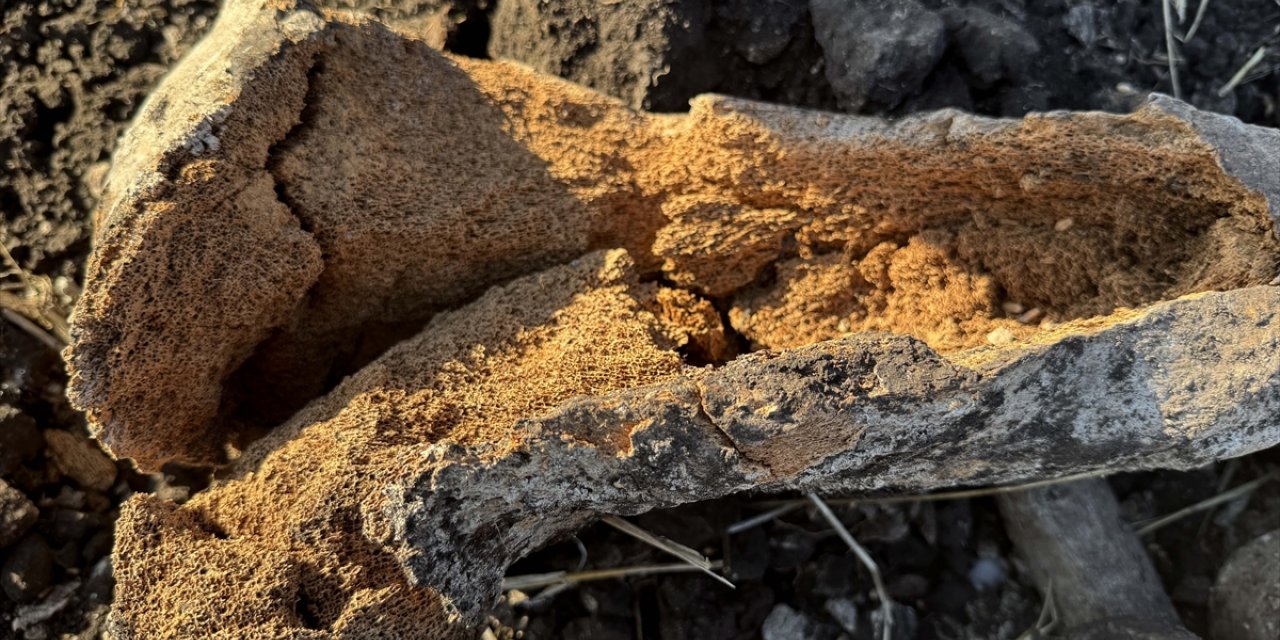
[2,0,1279,638]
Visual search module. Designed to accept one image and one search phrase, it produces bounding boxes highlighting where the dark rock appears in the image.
[810,553,856,597]
[1067,617,1201,639]
[940,7,1039,88]
[2,534,54,603]
[770,528,818,572]
[48,508,107,545]
[489,0,713,112]
[81,529,113,564]
[560,616,631,640]
[82,557,113,606]
[761,603,836,640]
[727,526,770,582]
[810,0,946,110]
[823,597,857,634]
[0,478,38,548]
[716,0,806,65]
[1064,4,1101,48]
[1210,529,1280,640]
[0,405,42,477]
[53,540,80,570]
[870,602,918,640]
[887,573,930,600]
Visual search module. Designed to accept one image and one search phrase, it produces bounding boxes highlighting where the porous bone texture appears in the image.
[63,1,1280,637]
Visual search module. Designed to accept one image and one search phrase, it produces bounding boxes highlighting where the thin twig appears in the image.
[807,493,894,640]
[1218,46,1268,96]
[1,308,64,351]
[1162,0,1184,98]
[756,469,1113,509]
[601,515,735,589]
[1015,580,1058,640]
[502,561,725,592]
[1135,471,1277,536]
[1179,0,1212,43]
[726,503,801,535]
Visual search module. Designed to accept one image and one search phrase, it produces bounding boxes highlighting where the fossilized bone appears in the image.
[68,1,1280,636]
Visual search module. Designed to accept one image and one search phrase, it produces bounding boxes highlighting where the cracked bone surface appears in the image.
[65,0,1280,636]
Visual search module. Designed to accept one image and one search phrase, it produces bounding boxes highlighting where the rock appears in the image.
[47,509,107,545]
[1210,529,1280,640]
[761,604,830,640]
[2,535,54,603]
[81,557,113,606]
[1066,618,1201,640]
[717,0,806,65]
[824,598,858,634]
[940,7,1039,89]
[870,603,919,640]
[489,0,712,112]
[43,429,116,492]
[11,581,80,639]
[64,1,1280,636]
[0,479,37,548]
[0,406,43,477]
[810,0,947,110]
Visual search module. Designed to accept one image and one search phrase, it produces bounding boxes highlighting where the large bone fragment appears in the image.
[66,1,1280,637]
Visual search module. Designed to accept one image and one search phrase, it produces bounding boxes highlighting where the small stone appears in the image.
[1210,529,1280,640]
[0,479,38,548]
[940,7,1039,88]
[824,598,858,634]
[81,529,113,564]
[0,406,43,477]
[1017,307,1044,324]
[48,509,106,545]
[2,534,54,603]
[82,557,114,606]
[762,603,823,640]
[44,429,117,492]
[987,327,1016,346]
[53,540,80,570]
[870,603,919,640]
[811,0,946,111]
[1055,217,1075,232]
[887,573,930,600]
[1001,301,1025,315]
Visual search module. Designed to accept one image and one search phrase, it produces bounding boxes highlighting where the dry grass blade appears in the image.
[601,515,735,588]
[1,308,64,351]
[1162,0,1184,98]
[1218,46,1268,96]
[807,493,895,640]
[0,235,71,346]
[1134,471,1277,536]
[502,561,723,592]
[757,469,1113,509]
[1179,0,1211,43]
[1014,580,1058,640]
[726,503,801,535]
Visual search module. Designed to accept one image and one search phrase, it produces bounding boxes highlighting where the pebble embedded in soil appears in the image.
[811,0,947,111]
[0,479,38,548]
[1210,528,1280,640]
[0,406,43,477]
[43,429,117,492]
[2,534,55,603]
